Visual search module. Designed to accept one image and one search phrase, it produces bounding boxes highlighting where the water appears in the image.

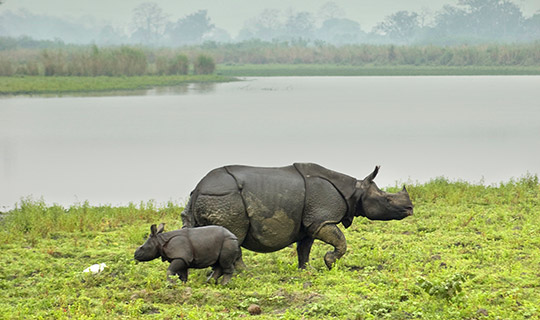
[1,76,539,209]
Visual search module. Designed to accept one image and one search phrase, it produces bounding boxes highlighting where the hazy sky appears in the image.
[2,0,539,35]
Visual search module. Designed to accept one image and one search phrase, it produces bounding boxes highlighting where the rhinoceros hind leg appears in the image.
[219,239,239,274]
[220,273,233,285]
[207,266,223,284]
[234,256,247,270]
[313,224,347,270]
[297,237,314,269]
[180,197,194,228]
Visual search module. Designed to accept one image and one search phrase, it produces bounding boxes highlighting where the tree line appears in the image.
[0,0,539,46]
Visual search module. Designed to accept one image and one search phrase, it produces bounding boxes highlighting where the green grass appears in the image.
[217,64,540,77]
[0,75,235,95]
[1,176,539,319]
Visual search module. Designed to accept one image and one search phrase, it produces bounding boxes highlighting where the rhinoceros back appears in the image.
[186,165,305,252]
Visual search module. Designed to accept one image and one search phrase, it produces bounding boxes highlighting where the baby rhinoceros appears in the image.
[134,223,241,285]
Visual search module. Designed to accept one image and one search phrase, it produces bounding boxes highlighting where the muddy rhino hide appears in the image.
[224,165,306,252]
[293,163,361,229]
[184,163,364,253]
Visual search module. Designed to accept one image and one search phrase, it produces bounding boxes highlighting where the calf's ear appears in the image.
[157,223,165,234]
[150,224,157,236]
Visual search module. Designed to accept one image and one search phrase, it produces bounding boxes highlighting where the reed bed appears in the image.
[1,42,539,77]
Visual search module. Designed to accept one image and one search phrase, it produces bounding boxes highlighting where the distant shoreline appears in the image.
[1,65,540,95]
[217,64,540,77]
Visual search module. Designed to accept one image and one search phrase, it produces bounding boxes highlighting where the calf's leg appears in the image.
[167,259,188,283]
[217,238,239,285]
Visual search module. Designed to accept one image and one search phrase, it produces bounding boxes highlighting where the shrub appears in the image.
[156,53,189,75]
[193,54,215,75]
[169,54,189,75]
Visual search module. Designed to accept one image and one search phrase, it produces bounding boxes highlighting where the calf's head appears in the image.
[356,166,414,221]
[134,223,165,262]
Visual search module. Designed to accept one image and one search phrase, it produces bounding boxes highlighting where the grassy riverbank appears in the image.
[2,64,539,95]
[2,42,540,95]
[1,176,539,319]
[0,75,234,95]
[217,64,540,77]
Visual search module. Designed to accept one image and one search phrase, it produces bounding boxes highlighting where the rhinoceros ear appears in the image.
[150,224,157,236]
[364,166,380,182]
[402,186,408,193]
[157,223,165,234]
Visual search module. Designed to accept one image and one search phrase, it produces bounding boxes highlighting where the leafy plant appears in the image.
[417,273,466,300]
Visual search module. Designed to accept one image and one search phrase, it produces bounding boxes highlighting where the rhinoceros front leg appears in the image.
[297,237,314,269]
[313,224,347,270]
[167,259,188,283]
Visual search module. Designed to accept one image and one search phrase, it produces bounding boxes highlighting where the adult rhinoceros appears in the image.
[181,163,413,269]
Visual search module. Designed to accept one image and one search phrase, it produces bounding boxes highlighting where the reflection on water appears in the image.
[0,82,218,99]
[145,82,217,95]
[1,76,539,209]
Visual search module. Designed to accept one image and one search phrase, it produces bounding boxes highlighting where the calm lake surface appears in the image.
[1,76,539,209]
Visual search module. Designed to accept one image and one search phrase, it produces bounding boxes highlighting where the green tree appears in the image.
[168,10,214,45]
[239,9,283,42]
[284,11,315,40]
[524,12,540,41]
[317,2,345,22]
[317,18,363,45]
[462,0,524,37]
[131,2,168,45]
[432,0,525,42]
[374,11,420,44]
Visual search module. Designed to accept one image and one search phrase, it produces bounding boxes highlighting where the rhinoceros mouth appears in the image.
[403,207,414,216]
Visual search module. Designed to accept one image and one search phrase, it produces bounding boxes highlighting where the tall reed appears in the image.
[193,54,216,75]
[0,41,538,77]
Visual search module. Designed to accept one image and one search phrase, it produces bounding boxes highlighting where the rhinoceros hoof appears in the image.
[324,251,337,270]
[220,274,233,285]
